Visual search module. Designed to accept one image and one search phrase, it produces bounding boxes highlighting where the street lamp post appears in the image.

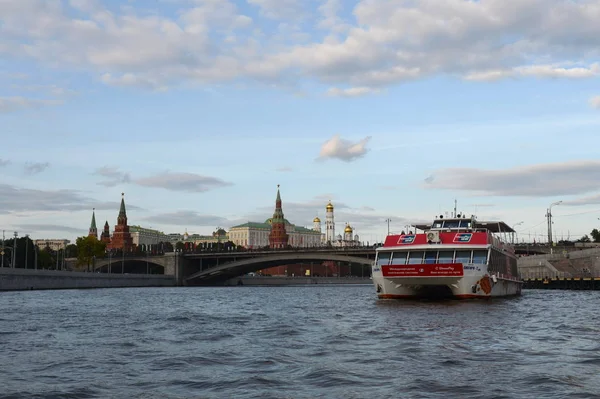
[1,230,4,268]
[546,201,563,246]
[512,221,524,244]
[25,234,29,269]
[12,232,17,269]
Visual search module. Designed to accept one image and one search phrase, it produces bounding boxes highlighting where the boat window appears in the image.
[455,250,471,264]
[407,251,425,264]
[432,220,443,228]
[424,251,437,264]
[376,252,391,266]
[472,250,488,264]
[442,220,460,229]
[437,250,454,264]
[459,219,472,229]
[391,252,407,265]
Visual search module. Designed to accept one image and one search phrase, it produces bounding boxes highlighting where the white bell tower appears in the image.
[325,201,335,243]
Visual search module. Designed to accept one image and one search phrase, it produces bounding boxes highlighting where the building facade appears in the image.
[129,225,170,248]
[34,239,70,251]
[228,187,323,249]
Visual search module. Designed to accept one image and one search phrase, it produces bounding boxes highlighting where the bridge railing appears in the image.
[181,246,377,256]
[94,252,170,260]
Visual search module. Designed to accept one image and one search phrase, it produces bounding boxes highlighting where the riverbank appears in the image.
[0,268,176,291]
[224,276,372,286]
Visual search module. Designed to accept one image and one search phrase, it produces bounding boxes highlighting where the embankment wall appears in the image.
[0,268,176,291]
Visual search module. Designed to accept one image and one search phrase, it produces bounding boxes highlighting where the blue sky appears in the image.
[2,0,600,244]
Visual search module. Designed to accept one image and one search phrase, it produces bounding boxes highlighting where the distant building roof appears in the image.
[230,221,321,235]
[230,222,271,230]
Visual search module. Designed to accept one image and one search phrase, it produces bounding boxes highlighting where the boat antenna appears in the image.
[453,199,457,218]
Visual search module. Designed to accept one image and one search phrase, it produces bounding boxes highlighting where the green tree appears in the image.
[76,236,106,271]
[591,229,600,243]
[65,243,79,258]
[579,234,591,243]
[175,241,185,251]
[38,247,55,269]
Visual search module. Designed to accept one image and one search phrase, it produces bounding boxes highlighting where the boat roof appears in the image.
[412,219,516,234]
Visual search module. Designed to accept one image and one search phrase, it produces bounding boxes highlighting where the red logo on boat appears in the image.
[397,235,415,244]
[382,263,464,277]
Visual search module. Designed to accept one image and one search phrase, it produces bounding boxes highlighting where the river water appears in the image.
[1,285,599,399]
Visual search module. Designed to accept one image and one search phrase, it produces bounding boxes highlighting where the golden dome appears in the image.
[326,201,334,211]
[344,224,353,233]
[313,217,321,223]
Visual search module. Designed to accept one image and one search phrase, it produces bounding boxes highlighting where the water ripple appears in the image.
[1,286,600,398]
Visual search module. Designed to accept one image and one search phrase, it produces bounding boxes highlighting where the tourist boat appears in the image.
[372,212,522,299]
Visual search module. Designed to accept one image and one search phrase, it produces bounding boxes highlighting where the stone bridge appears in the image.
[93,253,180,276]
[185,252,374,285]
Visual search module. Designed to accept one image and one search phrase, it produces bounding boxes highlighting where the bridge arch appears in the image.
[186,253,373,284]
[94,258,166,274]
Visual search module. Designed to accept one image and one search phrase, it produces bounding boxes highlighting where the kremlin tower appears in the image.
[268,185,289,249]
[101,221,111,245]
[108,193,133,252]
[325,201,335,244]
[88,208,98,238]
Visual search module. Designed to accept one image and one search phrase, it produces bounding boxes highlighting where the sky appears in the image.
[2,0,600,245]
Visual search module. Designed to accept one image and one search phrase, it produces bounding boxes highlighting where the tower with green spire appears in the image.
[268,185,289,249]
[109,193,133,252]
[88,208,98,238]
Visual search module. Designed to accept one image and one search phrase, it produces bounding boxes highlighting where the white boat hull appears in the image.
[372,264,522,299]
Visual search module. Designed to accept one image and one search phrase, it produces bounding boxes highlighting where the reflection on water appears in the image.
[1,286,599,398]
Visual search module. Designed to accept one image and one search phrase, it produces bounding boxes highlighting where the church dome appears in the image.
[313,217,321,223]
[326,202,334,211]
[344,224,353,233]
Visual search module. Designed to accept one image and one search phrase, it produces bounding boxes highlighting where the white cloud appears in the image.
[247,0,306,20]
[0,96,62,113]
[318,134,371,162]
[590,96,600,109]
[425,160,600,197]
[14,223,86,235]
[101,73,168,91]
[563,194,600,207]
[134,172,232,193]
[144,211,232,227]
[2,0,600,92]
[24,162,50,175]
[93,167,232,193]
[0,159,9,167]
[326,87,380,97]
[94,166,132,187]
[0,183,136,214]
[276,166,293,172]
[464,64,600,81]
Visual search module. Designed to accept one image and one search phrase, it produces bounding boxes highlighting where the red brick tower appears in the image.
[101,221,111,245]
[268,185,289,249]
[88,208,98,238]
[110,193,133,252]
